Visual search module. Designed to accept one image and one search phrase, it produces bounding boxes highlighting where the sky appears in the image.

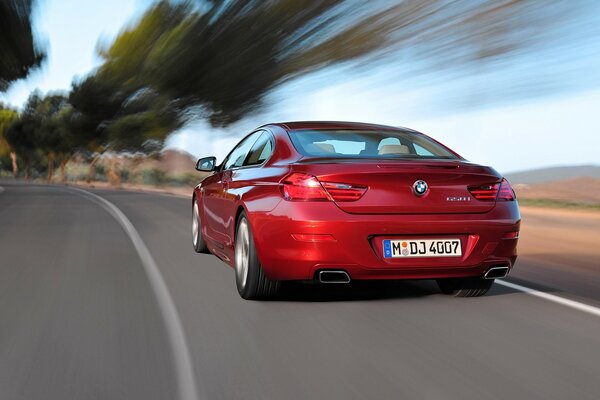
[0,0,149,105]
[1,0,599,175]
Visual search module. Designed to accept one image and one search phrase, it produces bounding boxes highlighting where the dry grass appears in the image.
[514,178,600,207]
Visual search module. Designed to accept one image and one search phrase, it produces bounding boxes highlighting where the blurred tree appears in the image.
[0,0,46,91]
[71,0,398,136]
[57,0,586,173]
[79,0,574,130]
[69,78,181,183]
[4,115,38,179]
[5,92,45,179]
[147,0,405,126]
[33,93,74,182]
[69,1,187,159]
[52,106,80,183]
[5,92,79,182]
[0,103,19,176]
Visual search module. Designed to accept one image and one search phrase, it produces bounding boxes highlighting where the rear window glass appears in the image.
[288,129,458,159]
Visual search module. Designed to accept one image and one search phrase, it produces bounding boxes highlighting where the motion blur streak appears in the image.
[65,187,200,400]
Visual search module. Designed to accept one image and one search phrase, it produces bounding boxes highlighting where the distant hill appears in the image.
[514,177,600,204]
[506,165,600,184]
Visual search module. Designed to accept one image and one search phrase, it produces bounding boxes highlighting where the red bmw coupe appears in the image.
[192,122,520,299]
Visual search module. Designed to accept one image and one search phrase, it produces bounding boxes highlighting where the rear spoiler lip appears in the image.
[292,156,463,164]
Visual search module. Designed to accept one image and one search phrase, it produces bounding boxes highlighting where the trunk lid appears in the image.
[292,159,501,214]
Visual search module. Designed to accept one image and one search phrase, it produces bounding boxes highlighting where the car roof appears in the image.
[263,121,418,133]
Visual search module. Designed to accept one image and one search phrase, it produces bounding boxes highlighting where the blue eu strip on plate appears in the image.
[383,239,392,258]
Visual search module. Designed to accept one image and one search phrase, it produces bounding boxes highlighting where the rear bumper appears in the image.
[249,200,520,281]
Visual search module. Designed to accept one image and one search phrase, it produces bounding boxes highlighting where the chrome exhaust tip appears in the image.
[318,270,351,284]
[484,265,509,279]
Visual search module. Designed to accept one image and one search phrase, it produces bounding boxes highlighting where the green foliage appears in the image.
[124,168,198,187]
[7,0,581,179]
[69,0,400,140]
[4,113,40,174]
[0,0,46,91]
[94,164,106,176]
[170,171,199,187]
[3,92,81,177]
[94,0,573,128]
[141,0,394,126]
[0,104,18,157]
[141,168,168,186]
[68,2,187,154]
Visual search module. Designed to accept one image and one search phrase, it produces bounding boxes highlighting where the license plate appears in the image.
[383,238,462,258]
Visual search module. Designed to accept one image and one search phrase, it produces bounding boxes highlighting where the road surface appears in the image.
[0,181,599,400]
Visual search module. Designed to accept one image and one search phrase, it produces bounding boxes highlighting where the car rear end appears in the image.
[252,127,520,283]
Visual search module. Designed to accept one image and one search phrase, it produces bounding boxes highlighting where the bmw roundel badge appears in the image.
[413,180,428,196]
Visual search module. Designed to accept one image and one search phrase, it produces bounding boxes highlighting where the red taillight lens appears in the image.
[321,182,367,202]
[468,183,500,201]
[498,178,516,201]
[468,178,516,201]
[280,173,330,201]
[280,173,367,202]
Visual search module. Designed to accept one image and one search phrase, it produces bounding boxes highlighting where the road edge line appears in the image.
[66,186,199,400]
[497,280,600,318]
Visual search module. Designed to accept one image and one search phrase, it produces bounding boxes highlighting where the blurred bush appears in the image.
[141,168,168,186]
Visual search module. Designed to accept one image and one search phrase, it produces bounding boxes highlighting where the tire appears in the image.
[235,212,280,300]
[192,198,209,253]
[437,277,494,297]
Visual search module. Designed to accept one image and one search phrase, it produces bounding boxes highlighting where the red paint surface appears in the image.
[193,122,520,281]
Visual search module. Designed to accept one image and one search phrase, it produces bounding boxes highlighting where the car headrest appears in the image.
[378,144,410,155]
[306,143,336,154]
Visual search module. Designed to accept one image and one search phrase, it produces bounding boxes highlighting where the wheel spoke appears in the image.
[192,203,199,246]
[235,220,250,289]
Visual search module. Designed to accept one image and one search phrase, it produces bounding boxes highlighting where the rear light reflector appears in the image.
[291,233,337,242]
[502,231,520,239]
[280,173,367,202]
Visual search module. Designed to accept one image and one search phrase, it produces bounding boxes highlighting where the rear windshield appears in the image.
[288,129,459,160]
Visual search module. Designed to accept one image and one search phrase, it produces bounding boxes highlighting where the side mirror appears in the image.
[195,156,217,172]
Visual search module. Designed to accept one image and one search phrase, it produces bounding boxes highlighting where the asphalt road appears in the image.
[1,181,599,400]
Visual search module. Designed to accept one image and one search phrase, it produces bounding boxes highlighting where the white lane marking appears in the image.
[66,186,199,400]
[497,280,600,318]
[0,186,4,193]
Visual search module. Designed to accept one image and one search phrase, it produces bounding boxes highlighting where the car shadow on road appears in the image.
[270,279,522,302]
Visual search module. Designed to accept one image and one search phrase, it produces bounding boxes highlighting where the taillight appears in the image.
[468,183,499,201]
[468,178,516,201]
[497,178,516,201]
[280,173,330,201]
[321,182,367,202]
[280,173,367,202]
